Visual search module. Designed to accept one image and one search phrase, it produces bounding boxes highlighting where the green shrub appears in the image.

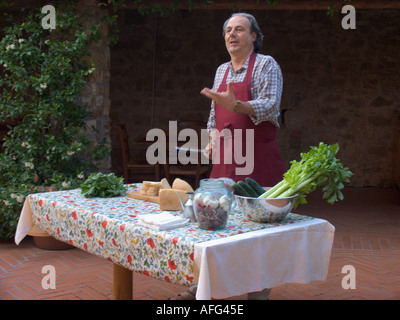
[0,3,109,239]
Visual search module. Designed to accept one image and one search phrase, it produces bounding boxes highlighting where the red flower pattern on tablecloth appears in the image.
[147,238,155,249]
[186,275,194,282]
[168,259,177,270]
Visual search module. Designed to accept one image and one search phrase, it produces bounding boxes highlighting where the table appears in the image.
[15,184,334,300]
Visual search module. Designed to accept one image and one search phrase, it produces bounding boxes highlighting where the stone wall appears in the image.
[110,9,400,187]
[77,1,112,172]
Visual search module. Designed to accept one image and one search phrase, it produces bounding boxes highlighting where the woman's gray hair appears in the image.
[223,13,264,53]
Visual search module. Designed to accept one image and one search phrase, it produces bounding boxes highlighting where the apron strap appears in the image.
[221,52,257,86]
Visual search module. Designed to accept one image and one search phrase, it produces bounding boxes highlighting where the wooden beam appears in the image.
[124,0,400,11]
[206,0,400,10]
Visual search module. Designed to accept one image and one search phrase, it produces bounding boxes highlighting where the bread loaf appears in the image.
[140,181,161,196]
[159,189,188,211]
[160,178,171,189]
[172,178,194,193]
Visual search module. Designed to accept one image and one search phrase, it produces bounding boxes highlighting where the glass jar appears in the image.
[216,177,237,213]
[193,179,232,230]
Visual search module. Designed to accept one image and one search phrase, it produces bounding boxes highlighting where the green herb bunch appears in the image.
[81,173,127,198]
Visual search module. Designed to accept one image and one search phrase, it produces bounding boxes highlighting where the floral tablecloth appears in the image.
[16,184,318,288]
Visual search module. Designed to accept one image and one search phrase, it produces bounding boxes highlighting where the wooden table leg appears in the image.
[113,263,133,300]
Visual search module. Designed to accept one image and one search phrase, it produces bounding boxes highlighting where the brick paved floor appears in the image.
[1,187,399,300]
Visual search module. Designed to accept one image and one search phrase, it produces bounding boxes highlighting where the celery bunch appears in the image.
[259,142,352,208]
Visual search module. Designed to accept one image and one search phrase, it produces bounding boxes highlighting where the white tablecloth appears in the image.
[193,218,334,300]
[15,197,49,243]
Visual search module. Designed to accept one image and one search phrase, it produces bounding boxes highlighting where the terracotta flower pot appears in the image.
[33,235,75,250]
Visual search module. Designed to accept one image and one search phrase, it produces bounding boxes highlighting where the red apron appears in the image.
[210,52,286,187]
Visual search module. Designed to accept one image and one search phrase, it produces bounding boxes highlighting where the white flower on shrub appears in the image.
[21,142,31,148]
[9,194,24,203]
[24,162,34,169]
[61,181,70,188]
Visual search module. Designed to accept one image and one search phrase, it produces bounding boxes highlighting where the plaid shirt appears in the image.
[207,53,283,130]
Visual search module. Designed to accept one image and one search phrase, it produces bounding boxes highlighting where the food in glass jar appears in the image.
[194,193,230,230]
[216,177,237,212]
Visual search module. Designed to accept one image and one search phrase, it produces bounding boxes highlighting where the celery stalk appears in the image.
[257,142,352,208]
[259,180,286,198]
